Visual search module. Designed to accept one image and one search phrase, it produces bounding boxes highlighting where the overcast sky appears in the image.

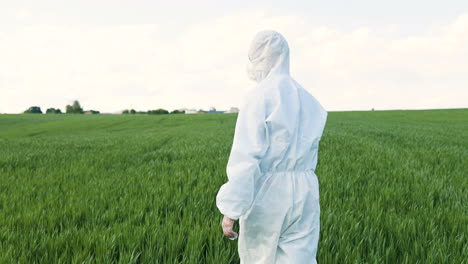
[1,0,467,113]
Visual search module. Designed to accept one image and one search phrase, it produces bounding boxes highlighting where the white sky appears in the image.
[1,0,467,113]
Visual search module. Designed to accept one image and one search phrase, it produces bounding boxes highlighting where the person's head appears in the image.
[247,30,290,83]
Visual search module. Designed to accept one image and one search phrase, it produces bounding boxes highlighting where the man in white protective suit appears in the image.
[216,30,328,264]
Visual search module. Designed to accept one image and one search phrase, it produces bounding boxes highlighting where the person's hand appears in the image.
[221,216,238,240]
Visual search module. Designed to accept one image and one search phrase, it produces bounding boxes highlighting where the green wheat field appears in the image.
[0,109,466,263]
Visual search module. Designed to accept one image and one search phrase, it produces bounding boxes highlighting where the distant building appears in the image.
[206,107,225,114]
[182,107,237,114]
[225,107,239,113]
[84,110,100,114]
[206,110,225,114]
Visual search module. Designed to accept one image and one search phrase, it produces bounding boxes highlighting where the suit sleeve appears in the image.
[216,92,269,220]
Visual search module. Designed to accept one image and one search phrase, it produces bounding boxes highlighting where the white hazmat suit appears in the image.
[216,30,327,264]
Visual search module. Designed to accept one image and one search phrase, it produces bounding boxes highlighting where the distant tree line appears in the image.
[23,100,190,115]
[122,109,185,115]
[23,100,99,114]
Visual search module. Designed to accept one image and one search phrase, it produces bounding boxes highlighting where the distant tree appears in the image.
[136,111,146,114]
[24,106,43,114]
[170,109,185,114]
[66,100,84,114]
[148,109,169,115]
[123,109,138,114]
[46,108,62,114]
